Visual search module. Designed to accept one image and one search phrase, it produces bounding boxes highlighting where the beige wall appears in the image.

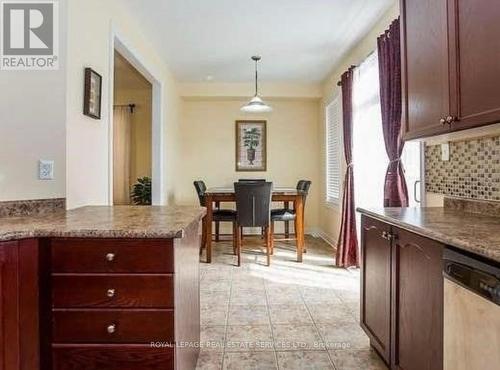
[114,88,153,185]
[319,2,400,244]
[177,97,321,234]
[0,0,67,201]
[65,0,181,209]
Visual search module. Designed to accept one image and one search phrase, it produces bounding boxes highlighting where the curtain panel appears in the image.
[377,18,409,207]
[336,66,359,268]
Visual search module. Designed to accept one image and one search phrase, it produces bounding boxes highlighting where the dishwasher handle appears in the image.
[444,259,500,305]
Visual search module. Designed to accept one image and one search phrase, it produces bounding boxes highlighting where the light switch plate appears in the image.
[39,160,54,180]
[441,143,450,161]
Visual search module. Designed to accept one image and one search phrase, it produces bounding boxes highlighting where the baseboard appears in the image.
[308,227,336,248]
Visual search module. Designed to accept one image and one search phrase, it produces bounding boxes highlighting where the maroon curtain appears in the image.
[378,18,409,207]
[336,66,359,268]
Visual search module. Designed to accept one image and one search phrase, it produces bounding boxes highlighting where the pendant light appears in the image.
[241,56,272,113]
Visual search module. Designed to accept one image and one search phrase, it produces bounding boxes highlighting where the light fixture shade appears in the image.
[241,95,273,113]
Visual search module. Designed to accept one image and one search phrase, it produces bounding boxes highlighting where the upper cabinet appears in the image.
[401,0,451,139]
[401,0,500,140]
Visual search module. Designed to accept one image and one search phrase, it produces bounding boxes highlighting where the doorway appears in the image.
[112,51,153,205]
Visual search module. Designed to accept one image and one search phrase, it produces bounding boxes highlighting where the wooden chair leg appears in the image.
[284,201,290,239]
[237,226,242,267]
[232,222,237,255]
[302,212,307,253]
[215,221,220,242]
[270,222,275,255]
[265,225,271,266]
[200,217,207,256]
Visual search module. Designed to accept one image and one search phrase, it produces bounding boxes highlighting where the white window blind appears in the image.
[326,93,341,204]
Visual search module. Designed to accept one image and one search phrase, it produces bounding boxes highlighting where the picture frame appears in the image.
[235,120,267,172]
[83,67,102,119]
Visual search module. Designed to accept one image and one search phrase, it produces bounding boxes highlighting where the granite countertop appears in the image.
[0,205,206,241]
[357,206,500,263]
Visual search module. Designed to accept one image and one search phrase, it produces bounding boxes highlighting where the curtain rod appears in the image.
[114,103,136,113]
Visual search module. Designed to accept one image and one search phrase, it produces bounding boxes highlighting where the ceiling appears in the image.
[114,52,152,90]
[122,0,395,83]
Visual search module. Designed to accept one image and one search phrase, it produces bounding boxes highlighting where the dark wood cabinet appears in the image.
[401,0,500,139]
[0,239,39,370]
[360,216,392,364]
[392,227,443,370]
[44,222,201,370]
[360,215,444,370]
[448,0,500,131]
[400,0,451,139]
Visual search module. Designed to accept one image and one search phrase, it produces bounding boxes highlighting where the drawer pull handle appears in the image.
[106,288,116,298]
[106,253,115,262]
[107,323,116,334]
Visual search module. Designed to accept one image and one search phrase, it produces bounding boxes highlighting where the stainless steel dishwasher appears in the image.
[443,247,500,370]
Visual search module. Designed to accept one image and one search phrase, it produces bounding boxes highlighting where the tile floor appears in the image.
[196,235,388,370]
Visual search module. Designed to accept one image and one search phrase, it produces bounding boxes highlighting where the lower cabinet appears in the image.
[360,215,444,370]
[360,216,392,364]
[0,239,39,370]
[392,228,443,370]
[44,237,198,370]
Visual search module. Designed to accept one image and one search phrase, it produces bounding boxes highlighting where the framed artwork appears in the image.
[235,120,267,172]
[83,67,102,119]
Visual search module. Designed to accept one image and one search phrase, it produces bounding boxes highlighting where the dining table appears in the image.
[203,187,305,263]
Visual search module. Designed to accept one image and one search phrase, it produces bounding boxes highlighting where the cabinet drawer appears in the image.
[52,344,174,370]
[51,239,174,273]
[52,310,174,344]
[52,275,174,308]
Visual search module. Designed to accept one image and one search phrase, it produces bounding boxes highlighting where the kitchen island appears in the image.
[0,205,205,370]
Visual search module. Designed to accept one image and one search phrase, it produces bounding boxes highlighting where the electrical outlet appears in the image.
[441,143,450,161]
[39,160,54,180]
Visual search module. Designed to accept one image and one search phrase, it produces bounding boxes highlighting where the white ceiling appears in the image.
[122,0,394,83]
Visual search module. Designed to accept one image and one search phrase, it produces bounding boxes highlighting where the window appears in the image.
[352,50,423,214]
[326,93,341,204]
[353,52,388,210]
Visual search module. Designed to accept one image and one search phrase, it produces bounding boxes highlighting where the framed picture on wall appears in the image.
[83,67,102,119]
[235,120,267,172]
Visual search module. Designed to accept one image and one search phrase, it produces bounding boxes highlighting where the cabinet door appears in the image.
[0,241,20,370]
[0,240,39,370]
[360,216,392,364]
[392,228,443,370]
[448,0,500,131]
[401,0,451,139]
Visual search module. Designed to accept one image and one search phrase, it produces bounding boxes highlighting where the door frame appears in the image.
[107,24,165,205]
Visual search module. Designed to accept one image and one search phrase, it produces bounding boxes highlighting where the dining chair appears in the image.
[271,180,311,253]
[238,179,266,237]
[234,181,273,266]
[194,181,237,254]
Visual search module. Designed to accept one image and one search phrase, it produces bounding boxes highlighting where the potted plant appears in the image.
[130,176,152,205]
[242,127,261,165]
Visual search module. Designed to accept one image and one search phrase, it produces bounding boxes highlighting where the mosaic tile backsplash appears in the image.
[425,136,500,201]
